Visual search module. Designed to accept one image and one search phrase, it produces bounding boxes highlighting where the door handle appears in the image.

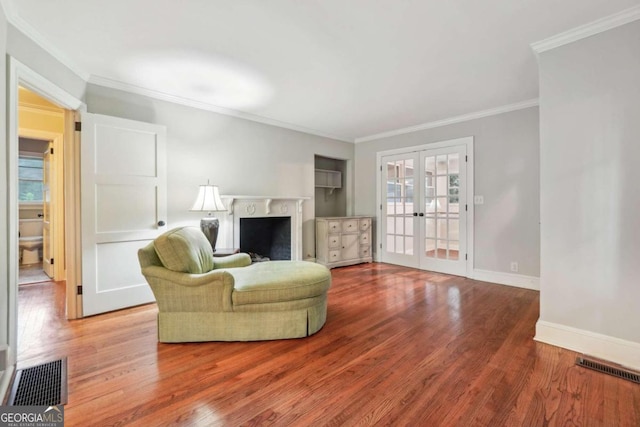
[157,220,166,226]
[419,213,424,217]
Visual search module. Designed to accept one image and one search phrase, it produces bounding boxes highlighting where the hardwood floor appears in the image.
[17,263,640,426]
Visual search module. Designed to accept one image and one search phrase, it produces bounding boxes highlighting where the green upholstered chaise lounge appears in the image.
[138,226,331,342]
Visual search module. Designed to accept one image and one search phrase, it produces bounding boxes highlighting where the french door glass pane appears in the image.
[449,240,460,260]
[437,240,447,258]
[405,237,414,255]
[449,219,459,240]
[405,218,413,235]
[425,238,436,257]
[396,236,404,253]
[387,235,395,252]
[436,176,447,196]
[387,217,395,234]
[448,153,459,174]
[436,155,447,174]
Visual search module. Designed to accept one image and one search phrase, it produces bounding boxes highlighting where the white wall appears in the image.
[85,84,354,259]
[354,107,540,277]
[6,24,86,102]
[536,20,640,368]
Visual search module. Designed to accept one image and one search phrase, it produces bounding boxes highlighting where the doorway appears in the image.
[377,137,474,276]
[17,87,66,286]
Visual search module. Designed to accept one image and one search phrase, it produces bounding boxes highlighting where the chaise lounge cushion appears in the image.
[231,261,331,306]
[153,226,214,274]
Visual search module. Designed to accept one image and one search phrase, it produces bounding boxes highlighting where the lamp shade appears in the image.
[190,184,226,212]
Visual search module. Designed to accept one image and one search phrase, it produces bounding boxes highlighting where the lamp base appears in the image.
[200,217,220,252]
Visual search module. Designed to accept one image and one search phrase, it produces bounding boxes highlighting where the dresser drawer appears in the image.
[360,246,371,258]
[342,219,359,233]
[328,221,341,233]
[360,232,370,245]
[360,218,371,231]
[328,250,341,262]
[328,234,340,248]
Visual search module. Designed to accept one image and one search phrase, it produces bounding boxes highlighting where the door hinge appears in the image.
[465,253,468,260]
[50,147,54,155]
[77,285,83,295]
[75,121,82,132]
[380,204,382,210]
[465,155,468,162]
[380,165,382,172]
[50,258,54,265]
[465,204,468,211]
[380,243,382,249]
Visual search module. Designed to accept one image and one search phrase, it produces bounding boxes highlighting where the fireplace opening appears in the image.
[240,217,291,261]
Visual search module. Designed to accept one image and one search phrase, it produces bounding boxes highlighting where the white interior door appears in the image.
[380,152,419,268]
[42,142,54,278]
[380,143,469,276]
[420,145,467,276]
[81,113,167,316]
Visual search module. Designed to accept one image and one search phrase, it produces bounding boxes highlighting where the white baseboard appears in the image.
[535,320,640,371]
[472,269,540,290]
[0,365,15,405]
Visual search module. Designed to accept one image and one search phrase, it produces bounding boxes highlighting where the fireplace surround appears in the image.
[217,196,309,260]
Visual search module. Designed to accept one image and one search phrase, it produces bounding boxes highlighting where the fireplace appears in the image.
[216,196,310,261]
[240,217,291,261]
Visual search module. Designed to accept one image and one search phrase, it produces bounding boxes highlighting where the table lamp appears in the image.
[190,181,227,251]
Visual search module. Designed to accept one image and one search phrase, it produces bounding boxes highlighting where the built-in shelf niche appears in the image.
[314,169,342,194]
[314,155,346,218]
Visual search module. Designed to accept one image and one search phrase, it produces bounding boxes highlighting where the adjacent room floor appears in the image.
[18,262,50,286]
[17,263,640,426]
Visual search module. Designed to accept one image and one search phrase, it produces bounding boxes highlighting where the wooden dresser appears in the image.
[316,216,373,269]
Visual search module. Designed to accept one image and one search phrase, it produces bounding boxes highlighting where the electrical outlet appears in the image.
[474,195,484,205]
[510,262,519,273]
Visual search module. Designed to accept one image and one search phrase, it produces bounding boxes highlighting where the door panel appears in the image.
[420,145,467,275]
[380,153,419,267]
[81,113,167,316]
[380,144,468,275]
[341,234,359,260]
[42,143,53,278]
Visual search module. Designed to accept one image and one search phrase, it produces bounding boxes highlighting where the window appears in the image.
[19,156,44,202]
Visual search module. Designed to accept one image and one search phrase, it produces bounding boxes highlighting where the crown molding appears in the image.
[1,0,90,81]
[89,74,353,143]
[531,5,640,54]
[354,98,539,143]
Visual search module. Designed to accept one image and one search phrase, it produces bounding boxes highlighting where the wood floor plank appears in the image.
[16,263,640,426]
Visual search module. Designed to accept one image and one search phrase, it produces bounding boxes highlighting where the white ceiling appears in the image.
[5,0,639,142]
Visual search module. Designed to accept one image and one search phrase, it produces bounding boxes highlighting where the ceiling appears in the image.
[5,1,639,142]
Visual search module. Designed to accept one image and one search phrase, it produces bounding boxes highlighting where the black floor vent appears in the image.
[8,358,68,406]
[576,356,640,384]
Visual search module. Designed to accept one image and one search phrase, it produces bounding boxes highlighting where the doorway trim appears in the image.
[375,136,474,276]
[7,57,85,369]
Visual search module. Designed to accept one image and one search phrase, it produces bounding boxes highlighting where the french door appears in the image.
[381,143,468,276]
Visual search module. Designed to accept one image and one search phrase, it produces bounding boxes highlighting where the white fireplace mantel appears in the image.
[221,195,310,215]
[218,196,310,260]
